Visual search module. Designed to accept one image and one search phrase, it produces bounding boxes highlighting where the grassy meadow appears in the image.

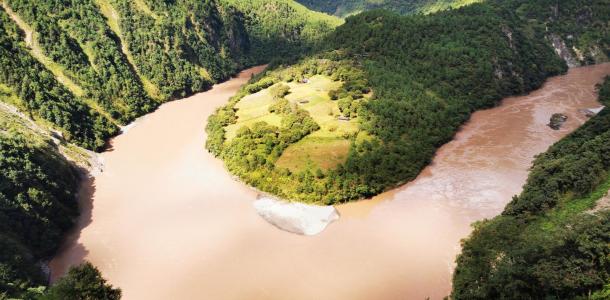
[226,74,361,172]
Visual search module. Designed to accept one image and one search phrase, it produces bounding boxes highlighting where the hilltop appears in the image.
[296,0,481,17]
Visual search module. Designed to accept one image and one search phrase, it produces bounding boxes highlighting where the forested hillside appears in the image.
[452,77,610,299]
[296,0,480,17]
[0,107,75,297]
[209,1,608,202]
[491,0,609,66]
[450,2,609,297]
[207,3,571,203]
[220,0,342,63]
[297,0,609,66]
[0,0,339,151]
[0,5,118,151]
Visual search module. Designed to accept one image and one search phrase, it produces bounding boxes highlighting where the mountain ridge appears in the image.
[296,0,481,17]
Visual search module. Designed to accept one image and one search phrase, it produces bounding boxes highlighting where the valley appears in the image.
[49,62,609,299]
[0,0,609,299]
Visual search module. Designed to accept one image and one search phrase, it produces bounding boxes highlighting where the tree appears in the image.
[269,83,290,99]
[43,262,121,300]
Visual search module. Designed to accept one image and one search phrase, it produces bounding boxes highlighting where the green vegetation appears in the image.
[0,0,340,151]
[209,0,608,204]
[276,136,352,172]
[0,84,120,300]
[491,0,610,66]
[296,0,481,17]
[298,0,609,65]
[208,2,571,203]
[0,0,608,297]
[0,6,118,150]
[106,0,245,100]
[0,108,80,297]
[207,58,372,202]
[4,0,156,123]
[220,0,342,64]
[42,262,121,300]
[452,77,610,299]
[3,262,121,300]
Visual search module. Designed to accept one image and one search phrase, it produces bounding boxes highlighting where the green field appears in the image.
[225,87,284,140]
[276,135,352,172]
[226,75,361,172]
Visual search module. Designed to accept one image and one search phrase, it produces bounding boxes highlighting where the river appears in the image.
[50,63,610,299]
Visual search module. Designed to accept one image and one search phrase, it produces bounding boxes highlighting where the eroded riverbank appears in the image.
[50,63,610,299]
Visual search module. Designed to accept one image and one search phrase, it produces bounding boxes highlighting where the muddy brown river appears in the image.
[50,63,610,299]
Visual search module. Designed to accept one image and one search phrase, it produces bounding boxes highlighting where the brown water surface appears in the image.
[50,64,610,299]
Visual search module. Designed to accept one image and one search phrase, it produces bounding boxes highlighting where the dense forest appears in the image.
[0,0,339,151]
[220,0,341,64]
[0,109,78,297]
[0,6,118,150]
[4,0,156,122]
[490,0,609,66]
[208,2,576,203]
[452,77,610,299]
[0,108,122,299]
[296,0,480,17]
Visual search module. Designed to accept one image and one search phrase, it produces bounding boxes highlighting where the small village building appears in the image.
[338,116,350,121]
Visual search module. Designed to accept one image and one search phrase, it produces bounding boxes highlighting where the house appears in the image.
[298,99,310,104]
[338,116,350,121]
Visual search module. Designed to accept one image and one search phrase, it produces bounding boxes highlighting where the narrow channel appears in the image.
[50,63,610,299]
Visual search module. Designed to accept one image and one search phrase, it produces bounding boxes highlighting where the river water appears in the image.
[50,63,610,299]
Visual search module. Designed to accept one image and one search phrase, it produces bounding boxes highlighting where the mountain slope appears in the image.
[0,108,80,298]
[207,3,568,203]
[221,0,342,63]
[452,77,610,299]
[450,2,609,297]
[4,0,157,123]
[0,0,340,151]
[0,6,118,150]
[296,0,481,17]
[491,0,609,66]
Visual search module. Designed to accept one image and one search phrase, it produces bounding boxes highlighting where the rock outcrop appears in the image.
[253,197,339,235]
[549,113,568,130]
[549,34,580,68]
[579,106,606,118]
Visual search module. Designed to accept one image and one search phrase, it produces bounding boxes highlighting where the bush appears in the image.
[43,262,121,300]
